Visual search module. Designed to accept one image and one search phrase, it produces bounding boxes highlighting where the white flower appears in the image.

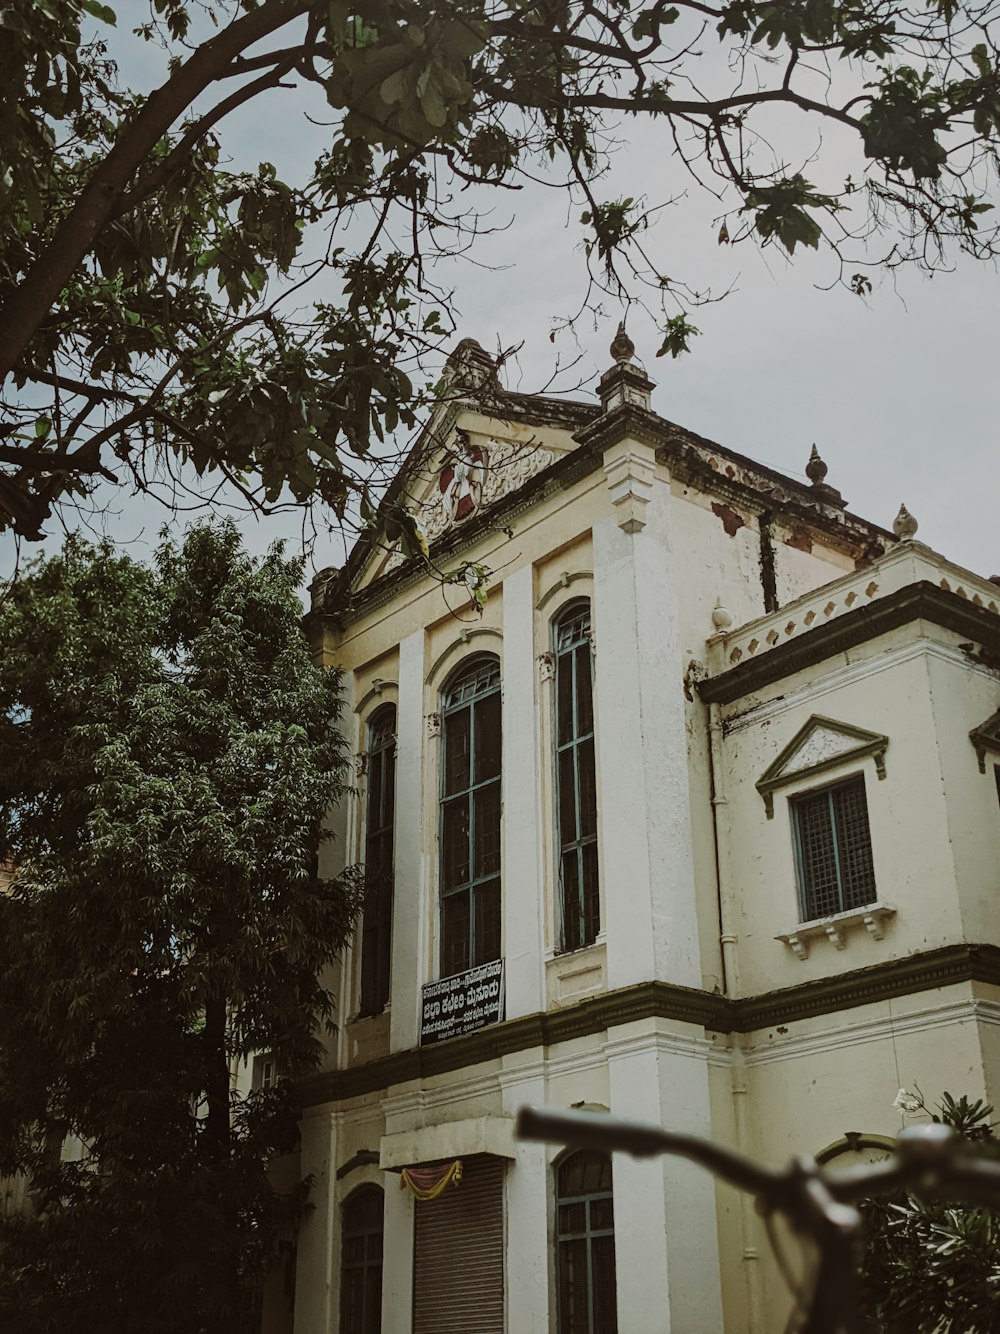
[892,1088,922,1115]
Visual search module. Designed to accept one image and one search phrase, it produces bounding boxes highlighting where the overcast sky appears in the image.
[2,14,996,585]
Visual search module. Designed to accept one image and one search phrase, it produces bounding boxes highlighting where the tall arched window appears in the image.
[439,655,502,978]
[340,1185,384,1334]
[554,601,599,951]
[555,1150,617,1334]
[360,705,395,1016]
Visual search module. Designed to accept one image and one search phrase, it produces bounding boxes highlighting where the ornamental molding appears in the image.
[970,705,1000,773]
[602,439,656,533]
[383,433,556,571]
[756,713,889,817]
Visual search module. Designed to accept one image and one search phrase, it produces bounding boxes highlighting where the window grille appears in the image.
[555,1150,617,1334]
[340,1186,384,1334]
[439,656,502,977]
[791,775,876,921]
[554,601,599,951]
[360,704,396,1016]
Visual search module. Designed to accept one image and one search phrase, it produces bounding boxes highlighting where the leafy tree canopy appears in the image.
[2,0,999,542]
[862,1091,1000,1332]
[0,520,362,1333]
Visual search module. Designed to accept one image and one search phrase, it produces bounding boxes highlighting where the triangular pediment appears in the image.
[757,715,889,816]
[353,406,577,591]
[970,706,1000,772]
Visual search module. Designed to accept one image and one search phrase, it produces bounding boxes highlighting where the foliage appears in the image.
[2,0,1000,540]
[861,1090,1000,1332]
[0,521,363,1334]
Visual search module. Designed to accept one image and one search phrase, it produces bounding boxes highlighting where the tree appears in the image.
[0,521,362,1334]
[2,0,1000,543]
[861,1091,1000,1332]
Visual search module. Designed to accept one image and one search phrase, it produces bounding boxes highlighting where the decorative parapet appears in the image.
[603,439,656,533]
[707,541,1000,674]
[776,902,897,961]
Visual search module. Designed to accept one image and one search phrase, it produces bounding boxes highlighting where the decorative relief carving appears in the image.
[426,712,441,738]
[383,434,556,571]
[537,651,555,683]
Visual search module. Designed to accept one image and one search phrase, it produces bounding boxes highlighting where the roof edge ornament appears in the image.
[598,322,655,414]
[805,444,846,509]
[445,337,498,395]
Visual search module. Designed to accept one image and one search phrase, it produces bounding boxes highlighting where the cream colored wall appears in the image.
[922,649,1000,944]
[720,631,963,996]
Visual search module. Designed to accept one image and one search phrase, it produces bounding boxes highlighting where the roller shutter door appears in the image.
[412,1155,505,1334]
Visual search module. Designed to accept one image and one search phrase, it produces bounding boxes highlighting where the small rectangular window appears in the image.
[252,1053,278,1091]
[791,775,876,921]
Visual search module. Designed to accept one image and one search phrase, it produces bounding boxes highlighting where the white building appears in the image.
[283,333,1000,1334]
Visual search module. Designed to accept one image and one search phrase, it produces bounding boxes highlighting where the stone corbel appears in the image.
[603,440,656,533]
[426,712,441,738]
[537,651,555,683]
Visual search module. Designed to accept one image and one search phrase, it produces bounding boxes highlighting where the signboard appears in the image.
[420,960,504,1045]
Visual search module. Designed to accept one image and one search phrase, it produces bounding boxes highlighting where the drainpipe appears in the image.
[707,699,763,1333]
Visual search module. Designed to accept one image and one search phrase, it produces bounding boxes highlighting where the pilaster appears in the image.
[606,1023,724,1333]
[381,1172,415,1334]
[502,566,545,1017]
[390,629,426,1052]
[292,1108,339,1334]
[593,456,701,990]
[500,1055,551,1334]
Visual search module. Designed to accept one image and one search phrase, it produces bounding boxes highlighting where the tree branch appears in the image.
[0,0,312,385]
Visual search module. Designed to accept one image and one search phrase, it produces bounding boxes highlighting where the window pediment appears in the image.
[970,707,1000,773]
[757,714,888,817]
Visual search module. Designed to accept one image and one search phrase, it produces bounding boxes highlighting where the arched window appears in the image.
[439,655,502,978]
[340,1185,384,1334]
[555,1150,617,1334]
[360,705,396,1016]
[553,601,599,951]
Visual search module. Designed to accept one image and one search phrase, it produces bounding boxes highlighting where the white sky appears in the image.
[2,14,997,584]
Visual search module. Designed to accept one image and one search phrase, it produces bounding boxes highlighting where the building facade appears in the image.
[285,335,1000,1334]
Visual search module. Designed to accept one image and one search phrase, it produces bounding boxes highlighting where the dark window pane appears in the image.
[575,646,594,737]
[559,1202,586,1235]
[590,1234,618,1333]
[582,843,600,946]
[559,748,578,848]
[578,738,597,839]
[556,1152,615,1334]
[341,1188,383,1334]
[442,798,470,890]
[473,781,502,879]
[362,711,395,1017]
[562,849,582,952]
[444,707,471,796]
[474,878,501,964]
[558,1238,591,1334]
[474,689,502,781]
[441,892,470,977]
[793,778,876,920]
[557,649,575,747]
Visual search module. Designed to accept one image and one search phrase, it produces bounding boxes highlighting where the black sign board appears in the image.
[420,959,504,1045]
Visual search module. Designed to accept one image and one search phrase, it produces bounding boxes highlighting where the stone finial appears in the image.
[804,443,845,508]
[446,337,496,392]
[610,321,636,364]
[805,444,828,485]
[711,598,733,631]
[598,324,654,413]
[893,503,918,540]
